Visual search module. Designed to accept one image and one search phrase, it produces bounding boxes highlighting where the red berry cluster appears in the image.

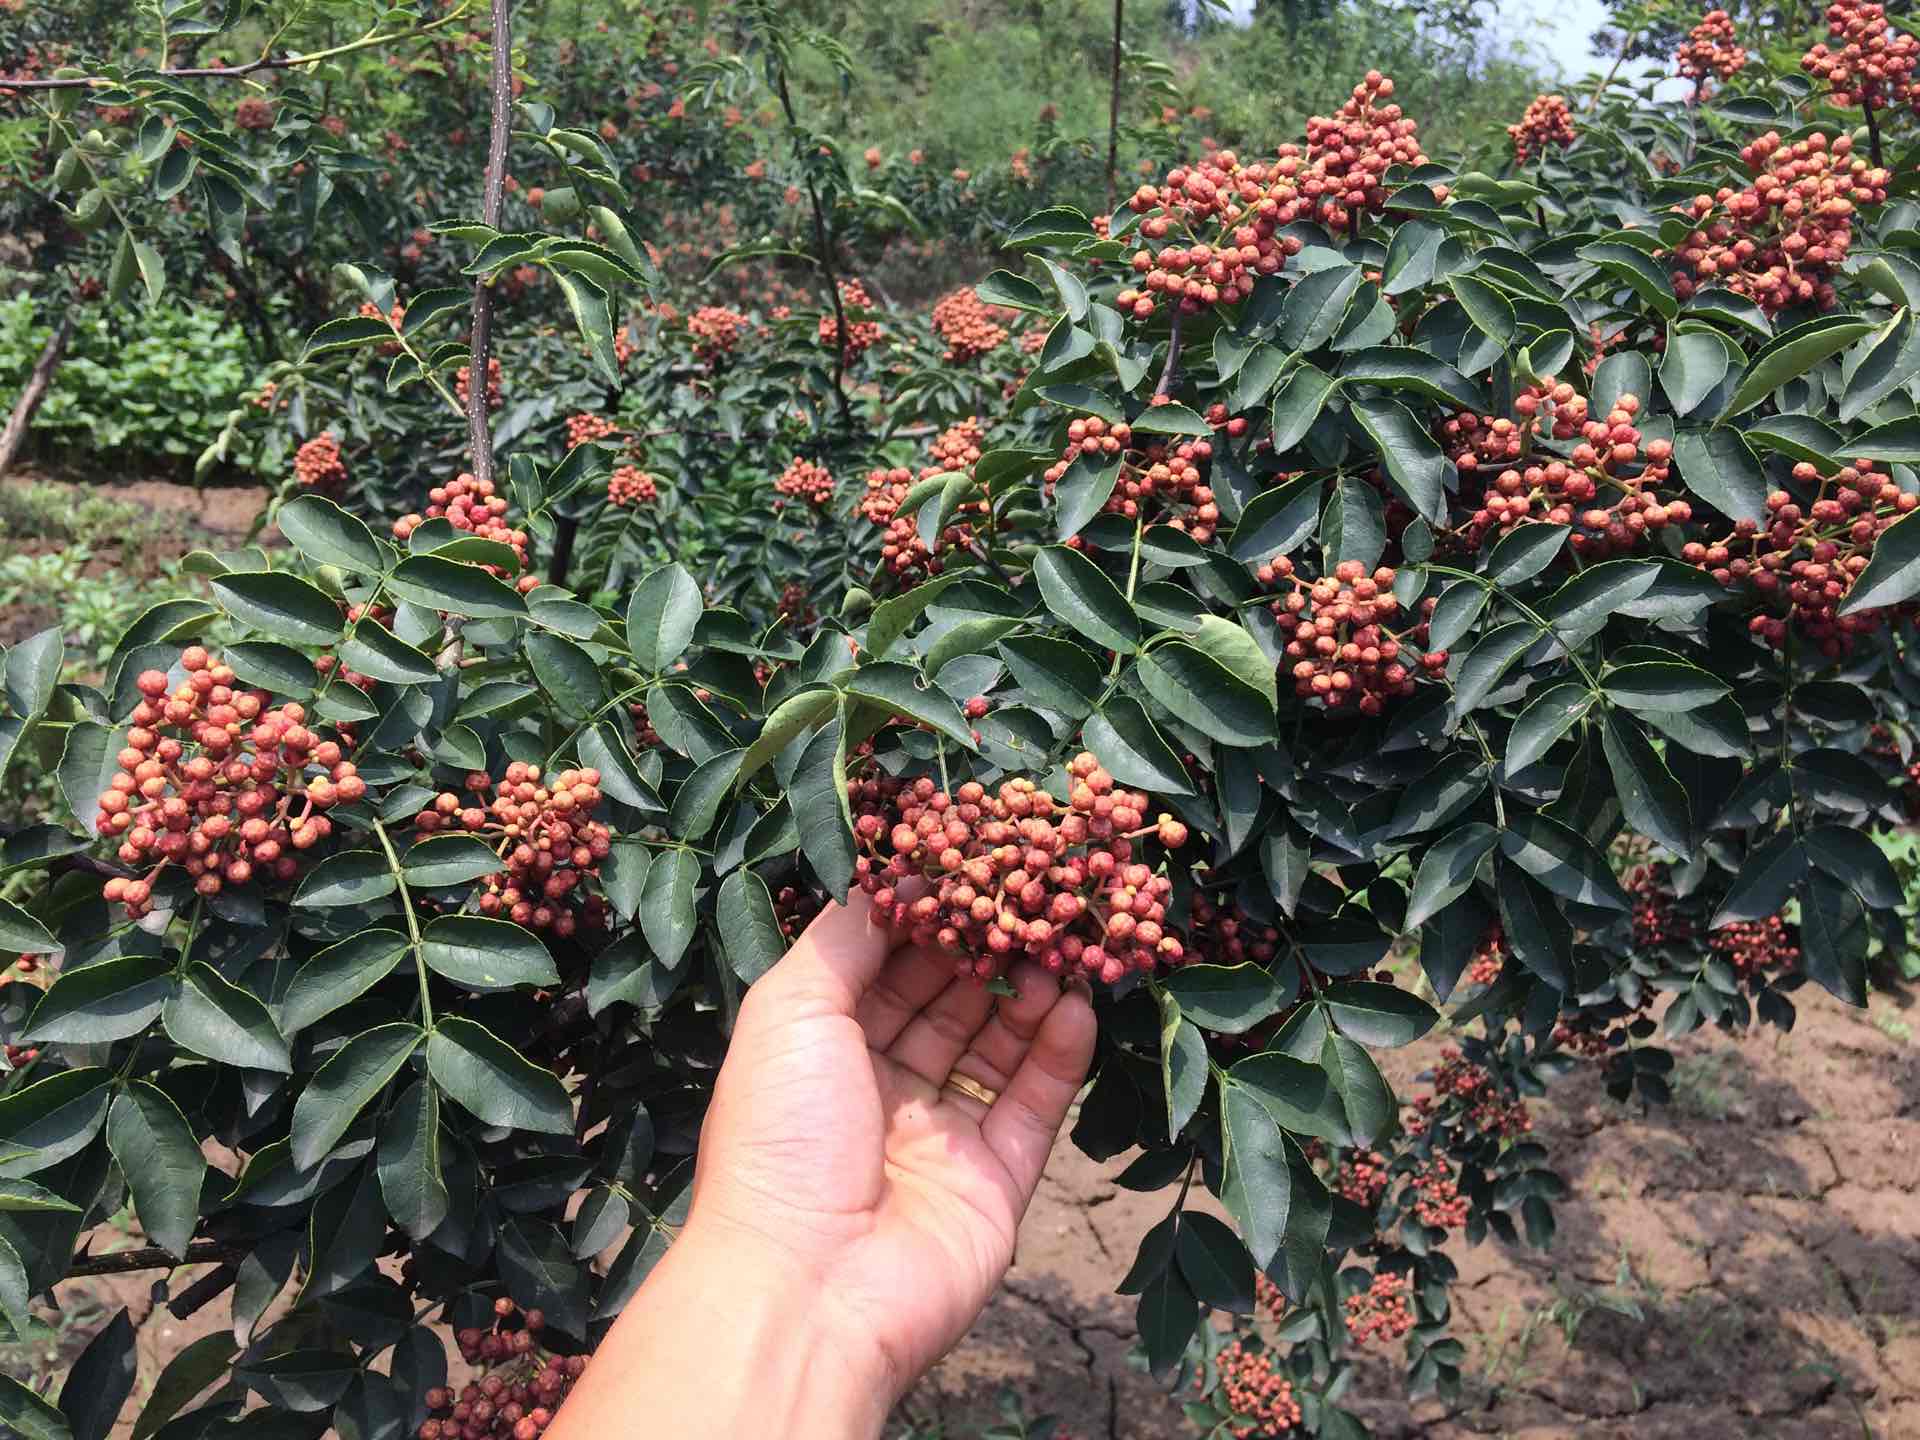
[456,357,503,412]
[314,603,393,693]
[776,581,818,633]
[234,96,275,130]
[1407,1048,1531,1140]
[1709,912,1801,980]
[818,278,882,362]
[1333,1149,1390,1208]
[1465,924,1506,987]
[411,763,613,937]
[1668,131,1888,314]
[1407,1159,1469,1230]
[773,883,825,941]
[1629,866,1693,951]
[688,304,746,362]
[1184,893,1280,968]
[98,649,363,918]
[850,757,1191,984]
[859,420,990,583]
[357,300,406,356]
[565,412,619,450]
[293,433,348,492]
[1683,460,1918,655]
[393,473,540,594]
[607,464,659,507]
[1210,1341,1303,1435]
[1677,8,1748,82]
[1046,423,1224,545]
[929,286,1012,362]
[1259,559,1443,714]
[420,1301,585,1440]
[1802,0,1916,108]
[773,456,834,507]
[1507,93,1576,163]
[1114,149,1307,319]
[926,416,987,472]
[1297,72,1432,233]
[1344,1269,1414,1346]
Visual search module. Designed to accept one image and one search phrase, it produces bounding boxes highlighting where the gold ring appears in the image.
[942,1072,999,1107]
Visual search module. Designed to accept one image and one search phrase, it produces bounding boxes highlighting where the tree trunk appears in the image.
[0,311,74,480]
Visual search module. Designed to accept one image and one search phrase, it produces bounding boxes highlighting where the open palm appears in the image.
[687,890,1096,1397]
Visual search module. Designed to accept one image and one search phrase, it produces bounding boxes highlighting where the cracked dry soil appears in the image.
[30,984,1919,1439]
[904,984,1920,1439]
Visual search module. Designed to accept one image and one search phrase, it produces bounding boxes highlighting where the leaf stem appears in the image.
[373,819,433,1028]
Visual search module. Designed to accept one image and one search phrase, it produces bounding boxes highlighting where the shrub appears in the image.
[2,3,1920,1440]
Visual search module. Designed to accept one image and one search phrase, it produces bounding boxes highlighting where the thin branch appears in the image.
[1586,27,1635,112]
[0,313,73,479]
[1863,94,1883,170]
[1106,0,1123,215]
[0,6,474,91]
[770,66,853,429]
[465,0,514,485]
[1154,310,1185,398]
[66,1242,240,1278]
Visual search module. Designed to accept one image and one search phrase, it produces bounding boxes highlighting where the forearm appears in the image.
[548,1220,896,1440]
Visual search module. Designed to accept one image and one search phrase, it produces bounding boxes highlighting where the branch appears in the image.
[1586,27,1635,113]
[0,6,475,91]
[66,1242,240,1278]
[1154,310,1185,398]
[1106,0,1124,215]
[770,67,853,429]
[0,312,73,480]
[464,0,514,485]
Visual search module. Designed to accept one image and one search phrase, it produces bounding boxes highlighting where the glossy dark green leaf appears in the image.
[1838,509,1920,615]
[1600,712,1692,857]
[1499,811,1630,909]
[843,662,978,749]
[1342,346,1484,410]
[401,835,503,889]
[294,849,396,908]
[1083,697,1194,794]
[387,555,527,620]
[1321,1033,1394,1146]
[996,634,1104,715]
[427,1017,572,1135]
[1496,858,1573,990]
[163,963,291,1072]
[1278,264,1362,351]
[128,1333,236,1440]
[790,715,856,897]
[717,868,785,984]
[1578,240,1677,318]
[106,1083,206,1257]
[1450,620,1537,717]
[1321,474,1386,571]
[210,572,343,645]
[1137,1264,1198,1380]
[282,929,410,1035]
[23,954,173,1044]
[1659,331,1732,415]
[641,848,700,971]
[1800,871,1867,1007]
[1219,1080,1294,1268]
[1031,546,1139,654]
[1163,964,1281,1034]
[525,632,605,719]
[0,1373,72,1440]
[0,1068,112,1179]
[1138,641,1273,747]
[1159,995,1207,1140]
[377,1079,448,1241]
[1603,660,1730,712]
[1672,427,1767,525]
[1484,524,1569,585]
[278,495,389,575]
[1720,313,1876,418]
[1403,822,1497,930]
[1175,1211,1254,1314]
[1504,681,1592,774]
[1803,826,1902,910]
[291,1024,424,1170]
[1351,396,1446,522]
[1323,981,1438,1047]
[421,916,560,992]
[1710,829,1807,926]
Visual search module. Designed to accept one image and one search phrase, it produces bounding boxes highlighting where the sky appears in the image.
[1215,0,1616,81]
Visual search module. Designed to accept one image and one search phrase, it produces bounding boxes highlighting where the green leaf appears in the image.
[106,1083,206,1257]
[1672,427,1767,524]
[1324,982,1437,1047]
[1351,396,1446,522]
[580,722,665,812]
[0,1374,72,1440]
[376,1079,447,1241]
[1449,273,1515,343]
[1321,474,1386,570]
[164,964,291,1072]
[1218,1081,1294,1269]
[1230,1051,1348,1143]
[210,572,343,645]
[1800,871,1867,1007]
[1720,314,1877,418]
[23,954,173,1044]
[0,1068,113,1179]
[1159,996,1207,1140]
[1083,697,1193,794]
[1600,712,1692,857]
[670,748,743,839]
[1603,660,1730,712]
[1053,454,1119,540]
[401,835,502,889]
[1577,240,1677,318]
[1803,826,1902,910]
[281,929,409,1035]
[1382,221,1447,295]
[277,496,388,575]
[1484,523,1569,586]
[1231,473,1322,562]
[291,1024,424,1170]
[1162,964,1281,1034]
[526,632,606,719]
[1450,620,1538,718]
[1139,642,1273,747]
[1839,509,1920,615]
[0,1179,78,1214]
[1499,811,1630,909]
[3,628,61,721]
[294,849,397,908]
[641,848,700,971]
[1175,1211,1254,1315]
[1031,546,1139,655]
[60,723,126,834]
[737,688,836,785]
[717,869,785,984]
[996,635,1104,715]
[1342,347,1484,411]
[1660,330,1732,415]
[224,641,318,695]
[387,555,527,620]
[1136,1265,1198,1381]
[0,1234,30,1343]
[842,662,978,750]
[1850,414,1920,462]
[1268,364,1338,453]
[1710,829,1807,926]
[627,563,703,672]
[1321,1033,1395,1145]
[1132,402,1212,438]
[1279,264,1362,351]
[129,1335,236,1440]
[0,900,57,957]
[1496,860,1573,990]
[791,715,856,897]
[1426,582,1487,652]
[338,624,436,685]
[553,269,619,383]
[1403,823,1497,930]
[427,1017,572,1134]
[421,916,560,992]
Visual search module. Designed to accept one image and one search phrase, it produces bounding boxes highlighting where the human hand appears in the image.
[687,886,1097,1403]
